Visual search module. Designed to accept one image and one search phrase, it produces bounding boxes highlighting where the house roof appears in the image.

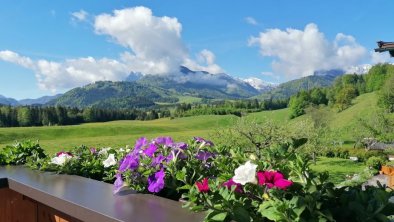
[375,41,394,57]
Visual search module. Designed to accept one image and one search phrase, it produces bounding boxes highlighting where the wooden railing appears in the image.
[0,166,204,222]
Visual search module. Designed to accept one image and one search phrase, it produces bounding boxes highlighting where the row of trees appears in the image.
[173,98,288,118]
[0,106,171,127]
[289,63,394,118]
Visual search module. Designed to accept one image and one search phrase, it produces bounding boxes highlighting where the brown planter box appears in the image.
[0,166,204,222]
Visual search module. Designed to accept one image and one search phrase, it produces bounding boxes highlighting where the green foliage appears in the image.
[0,105,170,127]
[365,63,394,92]
[378,74,394,113]
[258,75,335,100]
[357,110,394,143]
[30,146,121,182]
[0,140,47,165]
[366,156,387,171]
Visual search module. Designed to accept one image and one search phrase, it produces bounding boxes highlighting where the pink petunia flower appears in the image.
[196,178,210,193]
[257,171,293,190]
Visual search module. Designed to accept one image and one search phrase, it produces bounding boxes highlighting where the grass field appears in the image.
[310,157,366,184]
[0,92,386,153]
[0,115,238,153]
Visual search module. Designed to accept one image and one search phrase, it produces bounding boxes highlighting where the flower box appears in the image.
[0,166,204,222]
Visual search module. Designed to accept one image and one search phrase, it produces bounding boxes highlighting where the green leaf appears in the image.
[233,207,250,222]
[209,212,228,221]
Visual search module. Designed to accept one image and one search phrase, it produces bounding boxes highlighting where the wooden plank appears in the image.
[37,204,81,222]
[0,188,37,222]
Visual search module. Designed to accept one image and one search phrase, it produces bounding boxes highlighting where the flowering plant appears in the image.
[113,136,229,199]
[31,145,126,182]
[182,143,394,222]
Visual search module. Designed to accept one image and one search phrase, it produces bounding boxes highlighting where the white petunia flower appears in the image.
[103,154,117,168]
[98,147,112,156]
[233,161,258,185]
[51,153,72,166]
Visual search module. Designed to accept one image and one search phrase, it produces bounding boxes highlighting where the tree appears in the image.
[288,91,310,119]
[296,107,333,163]
[378,74,394,113]
[335,86,357,111]
[17,107,32,126]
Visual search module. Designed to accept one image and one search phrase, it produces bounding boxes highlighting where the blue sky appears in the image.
[0,0,393,99]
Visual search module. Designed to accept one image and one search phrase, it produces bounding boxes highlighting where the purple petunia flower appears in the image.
[222,178,243,193]
[153,137,174,147]
[195,150,215,161]
[169,142,188,150]
[113,174,124,194]
[90,147,97,154]
[143,143,158,157]
[166,149,187,162]
[134,137,148,153]
[119,153,139,172]
[148,168,165,193]
[193,137,214,146]
[152,154,166,167]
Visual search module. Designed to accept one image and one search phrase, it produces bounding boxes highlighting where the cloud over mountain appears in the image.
[0,6,222,92]
[249,23,368,79]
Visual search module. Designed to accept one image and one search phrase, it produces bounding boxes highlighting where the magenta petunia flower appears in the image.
[56,151,73,157]
[196,178,210,193]
[257,171,293,190]
[143,143,158,157]
[222,178,243,193]
[148,168,165,193]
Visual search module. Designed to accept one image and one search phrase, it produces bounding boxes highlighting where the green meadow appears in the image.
[0,92,383,153]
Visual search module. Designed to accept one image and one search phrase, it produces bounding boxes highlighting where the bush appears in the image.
[366,156,387,170]
[0,140,47,165]
[325,147,387,162]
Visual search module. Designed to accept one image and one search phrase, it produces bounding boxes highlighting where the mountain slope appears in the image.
[19,94,62,105]
[256,71,343,100]
[49,81,179,109]
[134,66,260,99]
[242,77,277,93]
[0,95,19,106]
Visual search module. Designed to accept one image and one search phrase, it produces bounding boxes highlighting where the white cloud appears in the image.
[0,50,34,68]
[183,49,224,74]
[0,50,129,91]
[371,51,391,64]
[71,10,88,22]
[0,6,223,91]
[249,23,368,79]
[245,17,258,26]
[94,7,187,74]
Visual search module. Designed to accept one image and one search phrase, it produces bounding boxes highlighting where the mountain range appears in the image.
[0,67,346,108]
[256,69,345,100]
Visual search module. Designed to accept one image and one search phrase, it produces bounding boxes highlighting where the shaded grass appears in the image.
[310,157,366,184]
